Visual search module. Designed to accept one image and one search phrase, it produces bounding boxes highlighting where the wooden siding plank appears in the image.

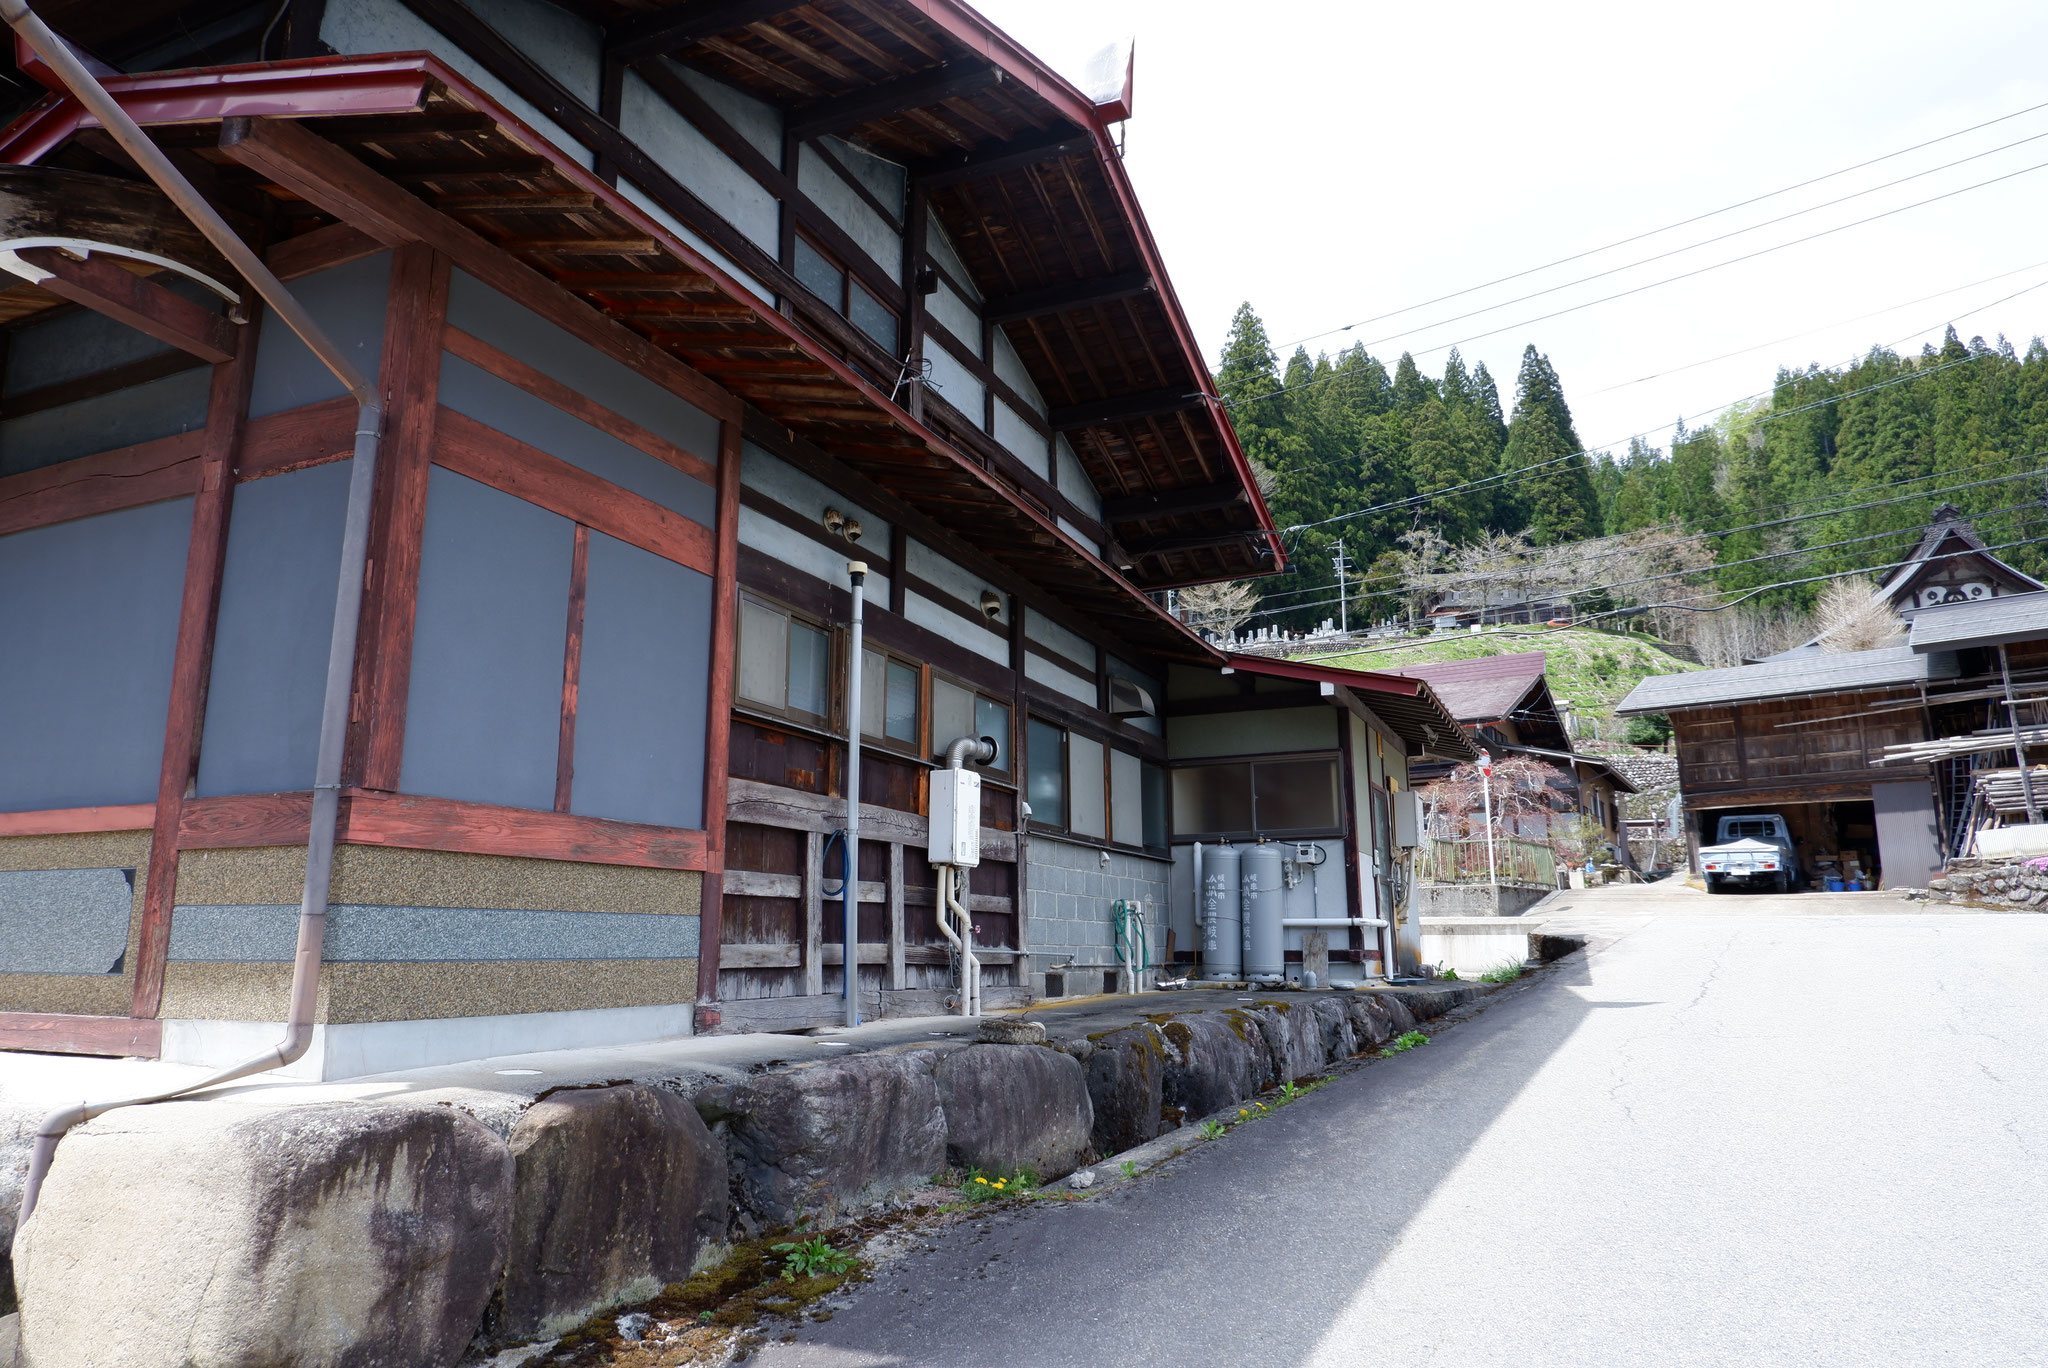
[0,804,156,837]
[0,1012,161,1059]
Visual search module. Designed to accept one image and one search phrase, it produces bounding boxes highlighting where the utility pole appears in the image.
[1332,538,1351,635]
[1479,749,1498,888]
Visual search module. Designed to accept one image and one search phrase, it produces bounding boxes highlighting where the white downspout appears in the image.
[8,0,384,1231]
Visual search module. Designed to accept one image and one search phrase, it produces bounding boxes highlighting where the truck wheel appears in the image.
[1706,877,1728,894]
[1773,872,1792,894]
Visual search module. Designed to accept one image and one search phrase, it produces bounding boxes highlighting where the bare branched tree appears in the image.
[1679,602,1817,666]
[1176,579,1261,636]
[1423,754,1568,844]
[1813,576,1906,652]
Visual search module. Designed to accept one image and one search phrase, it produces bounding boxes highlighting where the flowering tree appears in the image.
[1422,753,1571,848]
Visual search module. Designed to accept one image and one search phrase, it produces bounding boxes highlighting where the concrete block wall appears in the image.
[1026,834,1169,993]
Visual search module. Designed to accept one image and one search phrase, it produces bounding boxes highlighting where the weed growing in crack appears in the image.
[960,1166,1039,1203]
[1200,1119,1226,1139]
[1480,960,1526,984]
[1384,1030,1429,1054]
[771,1237,857,1282]
[1119,1159,1140,1181]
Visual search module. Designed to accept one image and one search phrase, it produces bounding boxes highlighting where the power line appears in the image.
[1584,259,2048,397]
[1270,97,2048,355]
[1234,150,2048,415]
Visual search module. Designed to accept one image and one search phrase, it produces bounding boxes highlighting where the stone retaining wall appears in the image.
[5,987,1481,1367]
[1923,860,2048,909]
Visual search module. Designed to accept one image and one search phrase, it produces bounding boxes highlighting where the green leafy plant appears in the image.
[1439,967,1460,980]
[1480,960,1525,984]
[771,1237,856,1283]
[1119,1160,1140,1181]
[1200,1119,1226,1140]
[1384,1030,1429,1054]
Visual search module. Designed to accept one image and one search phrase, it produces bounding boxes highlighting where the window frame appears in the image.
[792,231,899,355]
[1166,749,1346,842]
[927,667,1013,778]
[1025,712,1169,856]
[735,590,835,730]
[857,642,925,757]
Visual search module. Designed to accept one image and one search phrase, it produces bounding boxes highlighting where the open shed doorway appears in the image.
[1691,800,1880,890]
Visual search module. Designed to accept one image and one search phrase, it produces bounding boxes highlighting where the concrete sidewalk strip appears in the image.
[0,979,1512,1367]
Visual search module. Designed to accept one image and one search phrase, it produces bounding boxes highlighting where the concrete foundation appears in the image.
[1414,882,1552,918]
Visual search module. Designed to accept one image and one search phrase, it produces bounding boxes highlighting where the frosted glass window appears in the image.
[975,697,1010,772]
[1142,763,1167,847]
[1110,749,1143,846]
[1172,763,1252,836]
[850,283,897,352]
[1254,759,1339,832]
[931,676,974,754]
[861,649,917,744]
[793,236,843,304]
[738,598,787,708]
[1027,720,1065,827]
[1068,734,1106,839]
[787,620,830,719]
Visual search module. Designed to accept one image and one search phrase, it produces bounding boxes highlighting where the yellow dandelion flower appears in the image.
[974,1176,988,1184]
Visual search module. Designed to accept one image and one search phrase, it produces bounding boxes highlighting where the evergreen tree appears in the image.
[1500,346,1601,543]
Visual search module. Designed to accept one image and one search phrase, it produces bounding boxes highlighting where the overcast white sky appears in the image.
[973,0,2048,457]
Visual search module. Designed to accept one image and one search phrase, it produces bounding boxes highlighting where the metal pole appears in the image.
[1479,749,1498,887]
[1334,538,1349,635]
[843,563,867,1027]
[1999,644,2042,824]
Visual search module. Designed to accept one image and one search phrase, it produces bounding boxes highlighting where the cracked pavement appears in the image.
[755,883,2048,1368]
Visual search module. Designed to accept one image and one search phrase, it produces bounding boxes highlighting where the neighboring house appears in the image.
[1425,590,1573,632]
[1379,652,1637,852]
[0,0,1471,1076]
[1617,591,2048,887]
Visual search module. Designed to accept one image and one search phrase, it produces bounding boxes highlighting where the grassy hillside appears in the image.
[1301,627,1702,730]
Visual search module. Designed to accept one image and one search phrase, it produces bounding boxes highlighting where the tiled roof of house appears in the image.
[1380,651,1549,723]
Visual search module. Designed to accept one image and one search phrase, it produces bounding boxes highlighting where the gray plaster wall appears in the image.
[400,469,575,812]
[1026,835,1169,987]
[164,903,699,963]
[196,461,351,796]
[0,867,133,974]
[0,498,192,812]
[247,252,391,419]
[570,532,712,829]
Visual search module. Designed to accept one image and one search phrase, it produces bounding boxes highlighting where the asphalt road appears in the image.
[755,887,2048,1368]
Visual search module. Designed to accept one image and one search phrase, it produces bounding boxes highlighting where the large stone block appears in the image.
[936,1045,1092,1179]
[1346,993,1396,1049]
[1306,998,1358,1063]
[13,1100,511,1368]
[1246,1003,1323,1085]
[1075,1025,1166,1155]
[494,1085,726,1343]
[1363,990,1420,1035]
[699,1052,947,1228]
[1160,1012,1268,1120]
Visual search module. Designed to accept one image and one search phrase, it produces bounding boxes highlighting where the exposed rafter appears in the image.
[788,63,1000,141]
[983,269,1151,327]
[1049,385,1205,432]
[609,0,799,65]
[911,130,1091,187]
[1101,480,1248,525]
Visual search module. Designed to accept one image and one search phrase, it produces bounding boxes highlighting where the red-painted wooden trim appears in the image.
[133,333,259,1019]
[442,324,717,485]
[352,245,450,791]
[433,407,714,574]
[237,395,358,480]
[0,804,156,836]
[555,523,589,813]
[269,222,385,281]
[0,445,203,537]
[178,789,715,870]
[19,247,238,363]
[696,417,743,1005]
[345,791,713,869]
[0,1012,161,1059]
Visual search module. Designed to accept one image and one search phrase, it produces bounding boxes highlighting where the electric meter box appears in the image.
[928,767,981,866]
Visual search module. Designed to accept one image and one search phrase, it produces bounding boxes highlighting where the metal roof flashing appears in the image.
[1616,644,1960,715]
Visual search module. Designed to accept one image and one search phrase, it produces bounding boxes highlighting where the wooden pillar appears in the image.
[131,326,260,1019]
[902,188,928,421]
[696,416,743,1009]
[887,840,906,992]
[350,243,449,790]
[802,828,824,997]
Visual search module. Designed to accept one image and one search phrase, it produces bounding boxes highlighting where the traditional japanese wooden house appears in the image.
[0,0,1471,1076]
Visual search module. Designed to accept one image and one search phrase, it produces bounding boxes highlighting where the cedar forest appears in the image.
[1209,303,2048,639]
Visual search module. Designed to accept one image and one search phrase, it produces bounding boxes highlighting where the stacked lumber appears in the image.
[1974,766,2048,816]
[1879,725,2048,764]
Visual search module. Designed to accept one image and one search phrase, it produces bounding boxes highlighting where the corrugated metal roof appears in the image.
[1222,655,1479,760]
[1906,591,2048,652]
[1615,645,1958,715]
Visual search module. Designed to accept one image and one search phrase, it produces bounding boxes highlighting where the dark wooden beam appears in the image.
[1126,527,1264,558]
[1102,480,1248,525]
[912,132,1091,188]
[1049,385,1205,431]
[789,63,1001,141]
[611,0,799,64]
[19,247,238,363]
[983,269,1151,327]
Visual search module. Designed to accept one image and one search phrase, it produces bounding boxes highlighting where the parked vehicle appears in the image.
[1698,813,1800,894]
